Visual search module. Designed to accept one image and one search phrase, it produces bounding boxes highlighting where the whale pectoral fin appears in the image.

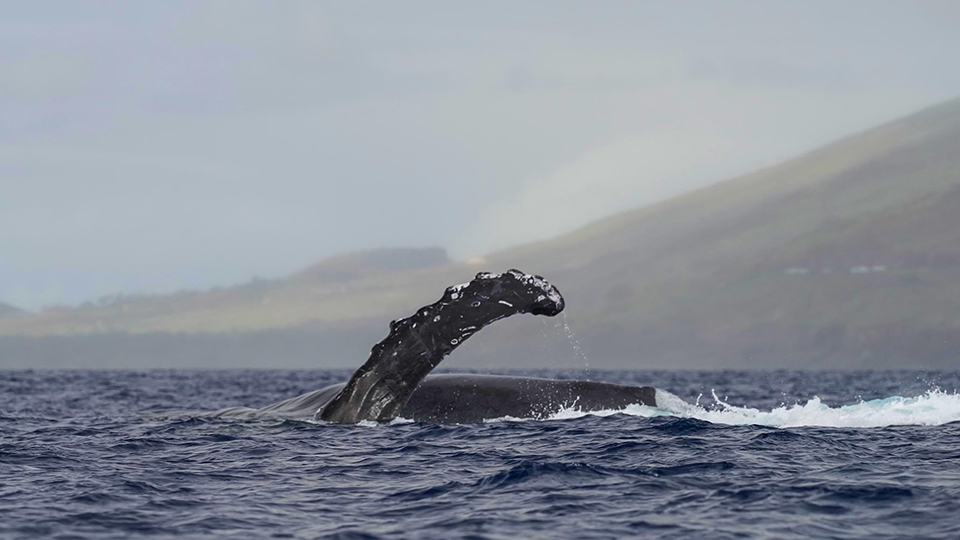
[317,270,565,424]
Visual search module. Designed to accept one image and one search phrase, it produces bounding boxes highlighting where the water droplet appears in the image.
[434,316,441,322]
[560,312,590,378]
[471,300,480,307]
[450,338,458,345]
[451,293,459,300]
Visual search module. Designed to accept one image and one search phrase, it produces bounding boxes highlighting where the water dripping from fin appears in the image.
[560,312,590,380]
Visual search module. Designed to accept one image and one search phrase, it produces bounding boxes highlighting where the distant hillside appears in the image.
[0,302,26,318]
[291,246,448,282]
[482,96,960,369]
[3,98,960,369]
[0,246,451,336]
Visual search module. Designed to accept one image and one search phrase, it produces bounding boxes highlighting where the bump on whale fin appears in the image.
[316,270,564,424]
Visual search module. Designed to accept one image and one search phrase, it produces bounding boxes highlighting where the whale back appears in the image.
[399,374,656,424]
[234,374,657,424]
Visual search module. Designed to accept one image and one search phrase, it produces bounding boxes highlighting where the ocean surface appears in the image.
[3,369,960,539]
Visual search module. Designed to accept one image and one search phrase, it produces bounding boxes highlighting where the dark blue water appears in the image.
[3,369,960,539]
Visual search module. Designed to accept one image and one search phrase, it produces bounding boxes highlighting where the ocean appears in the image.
[2,369,960,539]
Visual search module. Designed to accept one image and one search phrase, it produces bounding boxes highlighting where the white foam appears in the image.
[525,389,960,428]
[382,389,960,428]
[675,389,960,428]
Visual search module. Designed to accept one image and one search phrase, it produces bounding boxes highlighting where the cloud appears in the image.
[0,51,95,101]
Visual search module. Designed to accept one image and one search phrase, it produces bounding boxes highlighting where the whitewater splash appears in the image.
[478,389,960,428]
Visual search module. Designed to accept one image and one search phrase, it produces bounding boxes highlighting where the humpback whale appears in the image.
[215,270,658,424]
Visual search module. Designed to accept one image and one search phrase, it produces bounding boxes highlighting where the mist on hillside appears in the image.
[3,1,960,369]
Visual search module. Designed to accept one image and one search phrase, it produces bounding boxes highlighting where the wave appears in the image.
[655,389,960,428]
[478,389,960,428]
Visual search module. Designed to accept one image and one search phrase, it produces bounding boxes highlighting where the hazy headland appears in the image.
[3,97,960,369]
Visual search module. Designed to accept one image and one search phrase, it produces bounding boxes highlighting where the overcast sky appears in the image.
[2,1,960,311]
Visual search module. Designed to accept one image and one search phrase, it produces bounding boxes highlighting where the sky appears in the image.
[2,1,960,311]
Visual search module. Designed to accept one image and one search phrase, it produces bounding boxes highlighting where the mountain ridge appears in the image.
[3,96,960,368]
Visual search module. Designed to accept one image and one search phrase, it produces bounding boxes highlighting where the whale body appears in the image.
[214,270,658,424]
[218,374,657,424]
